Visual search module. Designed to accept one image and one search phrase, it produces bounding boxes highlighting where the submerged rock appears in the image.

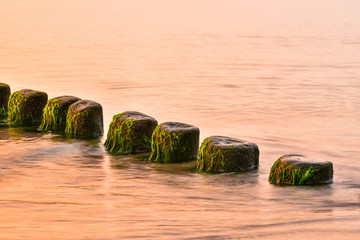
[40,96,81,132]
[149,122,200,163]
[0,83,11,117]
[268,154,333,185]
[65,100,103,139]
[197,136,259,173]
[104,111,158,154]
[7,89,48,126]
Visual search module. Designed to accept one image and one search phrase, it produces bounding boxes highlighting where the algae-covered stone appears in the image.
[197,136,259,173]
[65,100,103,138]
[40,96,81,132]
[149,122,200,163]
[268,154,333,185]
[7,89,48,126]
[0,83,11,117]
[104,111,158,154]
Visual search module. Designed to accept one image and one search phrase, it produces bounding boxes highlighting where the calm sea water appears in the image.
[0,0,359,239]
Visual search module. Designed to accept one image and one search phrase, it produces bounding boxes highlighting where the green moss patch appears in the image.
[197,136,259,173]
[149,122,199,163]
[104,111,158,154]
[7,89,48,126]
[0,107,7,118]
[268,154,333,185]
[65,100,103,139]
[0,83,11,117]
[40,96,81,132]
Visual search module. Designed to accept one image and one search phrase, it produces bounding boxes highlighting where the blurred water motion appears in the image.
[0,0,359,239]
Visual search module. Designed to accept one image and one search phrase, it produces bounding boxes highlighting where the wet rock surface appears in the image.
[7,89,48,126]
[104,111,158,154]
[149,122,200,163]
[197,136,259,173]
[0,83,11,117]
[40,96,81,132]
[65,100,103,139]
[268,154,333,185]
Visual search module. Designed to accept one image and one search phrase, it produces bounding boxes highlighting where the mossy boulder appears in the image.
[39,96,81,132]
[197,136,259,173]
[149,122,200,163]
[104,111,158,154]
[7,89,48,126]
[0,83,11,117]
[268,154,333,185]
[65,100,103,139]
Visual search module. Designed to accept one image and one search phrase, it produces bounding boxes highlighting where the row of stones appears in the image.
[0,86,103,138]
[0,83,333,186]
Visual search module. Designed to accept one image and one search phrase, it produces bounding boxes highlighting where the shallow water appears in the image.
[0,0,359,239]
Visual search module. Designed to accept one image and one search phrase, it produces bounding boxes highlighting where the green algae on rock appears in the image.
[149,122,200,163]
[39,96,81,132]
[0,83,11,118]
[7,89,48,126]
[197,136,259,173]
[268,154,333,185]
[65,100,103,139]
[104,111,158,154]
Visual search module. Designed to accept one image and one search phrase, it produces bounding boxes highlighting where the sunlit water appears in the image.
[0,0,359,239]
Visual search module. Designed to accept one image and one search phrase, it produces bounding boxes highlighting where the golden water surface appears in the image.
[0,0,359,239]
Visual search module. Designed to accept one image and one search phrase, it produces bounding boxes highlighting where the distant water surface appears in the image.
[0,0,359,239]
